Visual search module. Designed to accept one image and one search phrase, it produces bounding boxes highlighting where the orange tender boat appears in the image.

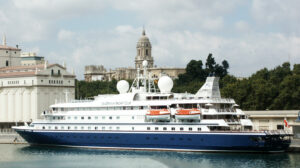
[176,108,201,115]
[175,108,201,120]
[146,109,170,120]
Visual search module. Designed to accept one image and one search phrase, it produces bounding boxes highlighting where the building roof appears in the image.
[0,63,65,72]
[0,63,70,78]
[244,110,299,118]
[0,45,21,51]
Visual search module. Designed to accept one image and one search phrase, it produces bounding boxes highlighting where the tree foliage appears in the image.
[221,62,300,110]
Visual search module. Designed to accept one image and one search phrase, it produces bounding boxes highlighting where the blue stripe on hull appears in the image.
[16,130,290,152]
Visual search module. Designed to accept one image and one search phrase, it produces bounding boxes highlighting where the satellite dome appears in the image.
[117,80,129,94]
[158,76,173,93]
[142,60,148,67]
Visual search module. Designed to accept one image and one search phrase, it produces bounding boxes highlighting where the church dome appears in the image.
[137,29,150,43]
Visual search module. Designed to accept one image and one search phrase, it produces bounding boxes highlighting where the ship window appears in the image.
[132,116,135,120]
[55,126,58,130]
[171,127,175,131]
[42,126,45,129]
[81,116,84,120]
[53,117,55,120]
[74,116,77,120]
[81,126,84,130]
[116,127,120,130]
[140,106,144,109]
[102,116,105,119]
[277,125,284,130]
[95,116,98,120]
[180,127,184,131]
[95,126,98,130]
[68,126,71,130]
[74,126,77,130]
[163,127,167,131]
[132,127,134,130]
[68,117,71,120]
[198,128,201,131]
[88,116,91,120]
[116,116,120,119]
[123,107,126,110]
[102,127,105,130]
[179,138,183,141]
[155,127,159,131]
[48,126,51,129]
[88,127,91,130]
[61,126,64,129]
[109,126,112,130]
[189,127,193,131]
[109,116,112,120]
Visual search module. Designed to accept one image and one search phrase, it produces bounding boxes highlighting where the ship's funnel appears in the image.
[195,77,221,98]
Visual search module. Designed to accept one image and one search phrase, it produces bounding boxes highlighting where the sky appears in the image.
[0,0,299,79]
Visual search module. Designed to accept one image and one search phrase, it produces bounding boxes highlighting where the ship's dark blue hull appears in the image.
[15,129,291,152]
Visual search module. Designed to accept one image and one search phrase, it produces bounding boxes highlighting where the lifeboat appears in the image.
[175,108,201,120]
[146,109,170,120]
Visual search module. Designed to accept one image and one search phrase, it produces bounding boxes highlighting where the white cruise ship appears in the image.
[13,60,292,152]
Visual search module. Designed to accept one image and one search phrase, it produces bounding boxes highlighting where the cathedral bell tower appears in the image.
[135,29,154,69]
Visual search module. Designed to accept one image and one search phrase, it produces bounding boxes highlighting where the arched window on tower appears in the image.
[5,60,9,67]
[138,49,140,56]
[146,49,148,56]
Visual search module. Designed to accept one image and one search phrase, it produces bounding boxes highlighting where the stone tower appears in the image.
[135,29,154,69]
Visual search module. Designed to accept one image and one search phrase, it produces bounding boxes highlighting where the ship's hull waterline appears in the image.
[15,129,291,152]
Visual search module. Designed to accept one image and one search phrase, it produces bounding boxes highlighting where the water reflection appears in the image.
[0,144,299,168]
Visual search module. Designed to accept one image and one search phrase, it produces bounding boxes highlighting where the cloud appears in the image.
[0,0,299,80]
[58,29,75,42]
[235,21,250,33]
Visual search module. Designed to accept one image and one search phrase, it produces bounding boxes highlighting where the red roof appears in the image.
[0,45,21,51]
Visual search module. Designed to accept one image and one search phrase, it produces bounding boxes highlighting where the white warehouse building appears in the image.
[0,62,75,132]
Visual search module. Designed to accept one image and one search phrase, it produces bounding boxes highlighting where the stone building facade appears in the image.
[21,52,45,66]
[0,35,21,68]
[84,29,185,82]
[0,62,75,132]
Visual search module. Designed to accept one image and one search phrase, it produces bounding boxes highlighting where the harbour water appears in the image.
[0,144,300,168]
